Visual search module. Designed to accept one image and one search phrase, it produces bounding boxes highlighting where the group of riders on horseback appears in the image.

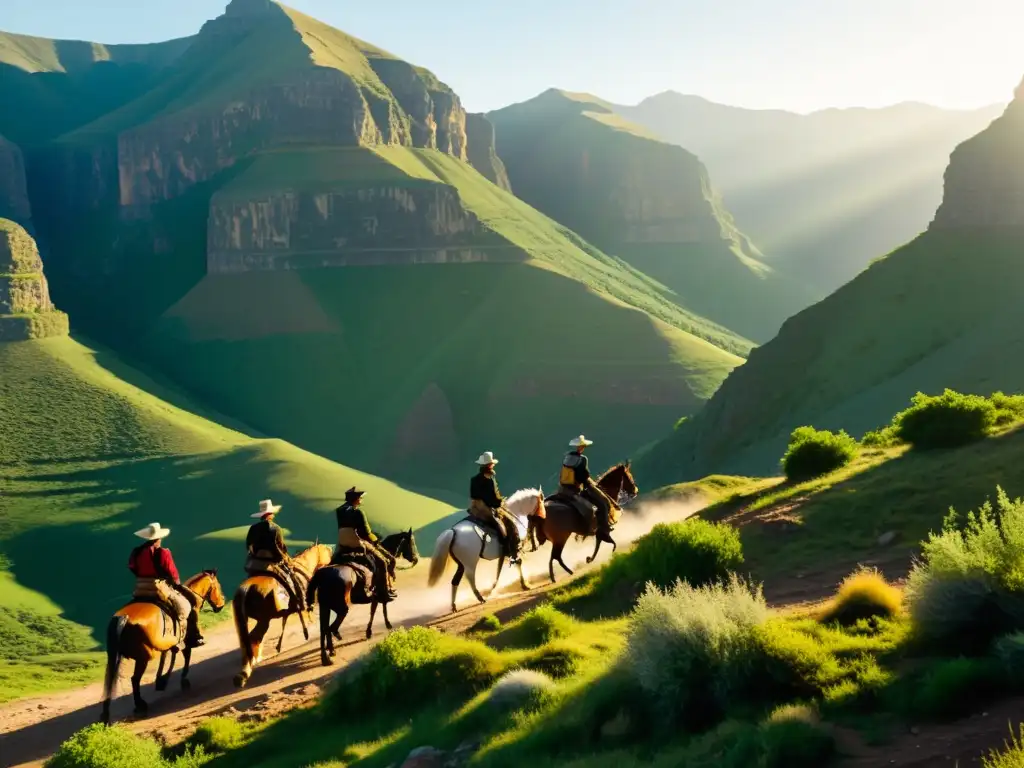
[118,433,620,659]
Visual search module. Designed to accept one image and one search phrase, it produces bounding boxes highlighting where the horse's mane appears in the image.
[597,463,627,483]
[505,487,543,520]
[294,542,332,570]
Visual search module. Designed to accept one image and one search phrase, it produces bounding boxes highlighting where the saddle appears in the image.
[545,492,598,533]
[331,556,376,599]
[245,555,304,609]
[130,581,184,643]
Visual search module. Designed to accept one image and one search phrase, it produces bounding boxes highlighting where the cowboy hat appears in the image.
[135,522,170,540]
[475,451,499,466]
[345,487,365,501]
[251,499,282,518]
[569,435,594,447]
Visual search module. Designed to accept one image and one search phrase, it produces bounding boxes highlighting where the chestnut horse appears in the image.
[306,529,420,666]
[232,543,333,688]
[527,462,639,582]
[101,569,226,724]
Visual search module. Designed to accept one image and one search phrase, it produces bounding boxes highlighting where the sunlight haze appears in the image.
[3,0,1021,112]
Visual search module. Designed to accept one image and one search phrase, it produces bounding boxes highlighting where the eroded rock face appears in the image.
[207,184,526,271]
[465,113,511,191]
[0,135,33,229]
[931,79,1024,229]
[0,220,68,340]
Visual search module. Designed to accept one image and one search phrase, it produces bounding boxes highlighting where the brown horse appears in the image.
[527,461,639,582]
[231,543,333,688]
[101,569,226,724]
[306,530,420,666]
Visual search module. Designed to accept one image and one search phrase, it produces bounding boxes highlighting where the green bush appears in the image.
[600,519,743,594]
[47,725,203,768]
[493,604,576,649]
[781,426,858,482]
[333,627,504,712]
[819,567,903,627]
[860,425,901,448]
[470,614,501,633]
[627,574,767,728]
[984,725,1024,768]
[994,632,1024,688]
[894,390,997,449]
[910,657,1004,720]
[905,487,1024,653]
[991,392,1024,425]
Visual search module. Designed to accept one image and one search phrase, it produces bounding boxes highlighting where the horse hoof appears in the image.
[233,674,248,689]
[332,630,341,641]
[154,681,167,693]
[586,556,595,564]
[181,678,192,692]
[365,630,373,640]
[321,657,334,667]
[303,630,310,641]
[134,702,148,716]
[328,648,336,657]
[385,623,393,631]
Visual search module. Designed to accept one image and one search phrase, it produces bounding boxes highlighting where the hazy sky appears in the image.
[4,0,1022,113]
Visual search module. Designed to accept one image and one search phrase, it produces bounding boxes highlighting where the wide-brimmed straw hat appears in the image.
[345,487,365,501]
[251,499,282,518]
[475,451,499,466]
[569,435,594,447]
[135,522,170,540]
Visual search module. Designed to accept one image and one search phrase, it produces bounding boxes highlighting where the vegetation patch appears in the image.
[781,426,859,482]
[819,567,903,627]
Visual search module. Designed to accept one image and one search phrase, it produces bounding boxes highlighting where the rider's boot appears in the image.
[185,611,205,648]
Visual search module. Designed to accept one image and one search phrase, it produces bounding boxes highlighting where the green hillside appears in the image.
[144,145,745,493]
[618,92,1003,295]
[489,89,817,342]
[0,335,454,700]
[637,87,1024,489]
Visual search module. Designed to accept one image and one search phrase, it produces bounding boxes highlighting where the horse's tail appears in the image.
[427,528,455,587]
[533,515,548,547]
[233,584,251,664]
[101,614,128,724]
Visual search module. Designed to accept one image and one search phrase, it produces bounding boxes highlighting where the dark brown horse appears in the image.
[231,543,333,688]
[101,569,226,724]
[306,530,420,666]
[527,461,639,582]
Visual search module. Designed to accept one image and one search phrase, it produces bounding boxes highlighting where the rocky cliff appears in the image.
[465,113,511,191]
[0,219,68,340]
[931,77,1024,229]
[0,135,32,231]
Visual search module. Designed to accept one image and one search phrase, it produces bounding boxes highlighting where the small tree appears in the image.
[781,426,858,482]
[894,390,996,449]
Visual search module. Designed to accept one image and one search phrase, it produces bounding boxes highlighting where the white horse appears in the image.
[427,488,544,613]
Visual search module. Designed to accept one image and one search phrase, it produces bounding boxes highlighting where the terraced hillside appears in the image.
[0,1,752,494]
[489,89,817,342]
[639,77,1024,488]
[0,335,454,700]
[618,92,1003,294]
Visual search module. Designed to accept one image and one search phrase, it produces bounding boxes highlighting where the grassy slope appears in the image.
[0,336,453,701]
[488,89,817,342]
[143,145,744,494]
[638,228,1024,489]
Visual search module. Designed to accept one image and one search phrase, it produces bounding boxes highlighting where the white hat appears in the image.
[135,522,170,540]
[251,499,282,518]
[569,435,594,447]
[475,451,499,466]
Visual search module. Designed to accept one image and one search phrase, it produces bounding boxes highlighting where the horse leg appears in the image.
[517,559,529,590]
[319,596,332,666]
[383,601,393,631]
[152,651,168,692]
[366,602,378,640]
[276,613,289,654]
[180,648,193,691]
[586,534,603,564]
[161,647,179,692]
[466,563,486,604]
[330,604,348,658]
[131,658,149,716]
[491,556,505,593]
[549,548,557,583]
[250,618,270,666]
[450,558,466,613]
[554,542,574,577]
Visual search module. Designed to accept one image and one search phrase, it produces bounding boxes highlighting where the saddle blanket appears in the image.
[128,593,184,644]
[330,557,375,599]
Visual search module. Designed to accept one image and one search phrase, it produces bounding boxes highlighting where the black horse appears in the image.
[306,530,419,666]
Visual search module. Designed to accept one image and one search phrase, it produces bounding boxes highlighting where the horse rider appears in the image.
[334,487,398,602]
[559,435,613,538]
[128,522,204,648]
[469,451,522,563]
[245,499,307,611]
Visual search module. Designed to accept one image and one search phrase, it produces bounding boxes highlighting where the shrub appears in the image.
[47,725,186,768]
[894,389,997,449]
[627,574,767,728]
[758,705,835,767]
[470,614,501,633]
[180,717,247,754]
[334,627,504,711]
[911,657,1004,720]
[781,426,858,482]
[991,392,1024,425]
[600,519,743,593]
[905,487,1024,653]
[819,567,903,627]
[994,632,1024,688]
[984,725,1024,768]
[494,604,576,649]
[860,425,901,448]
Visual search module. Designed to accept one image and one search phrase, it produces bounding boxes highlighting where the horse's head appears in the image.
[599,461,639,508]
[189,569,227,613]
[381,529,420,568]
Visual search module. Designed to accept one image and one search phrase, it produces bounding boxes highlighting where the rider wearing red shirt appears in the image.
[128,522,204,647]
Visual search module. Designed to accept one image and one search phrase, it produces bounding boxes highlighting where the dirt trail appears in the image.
[0,499,703,768]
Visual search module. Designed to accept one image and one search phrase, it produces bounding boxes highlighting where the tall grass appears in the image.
[905,486,1024,653]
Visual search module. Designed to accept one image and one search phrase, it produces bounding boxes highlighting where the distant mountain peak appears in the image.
[224,0,280,17]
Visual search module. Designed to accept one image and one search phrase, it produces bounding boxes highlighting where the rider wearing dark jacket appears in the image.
[335,487,397,602]
[469,451,521,562]
[559,435,612,537]
[245,500,307,611]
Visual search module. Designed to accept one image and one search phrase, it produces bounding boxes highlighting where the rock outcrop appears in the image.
[931,78,1024,229]
[0,220,69,341]
[465,113,511,191]
[0,135,33,230]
